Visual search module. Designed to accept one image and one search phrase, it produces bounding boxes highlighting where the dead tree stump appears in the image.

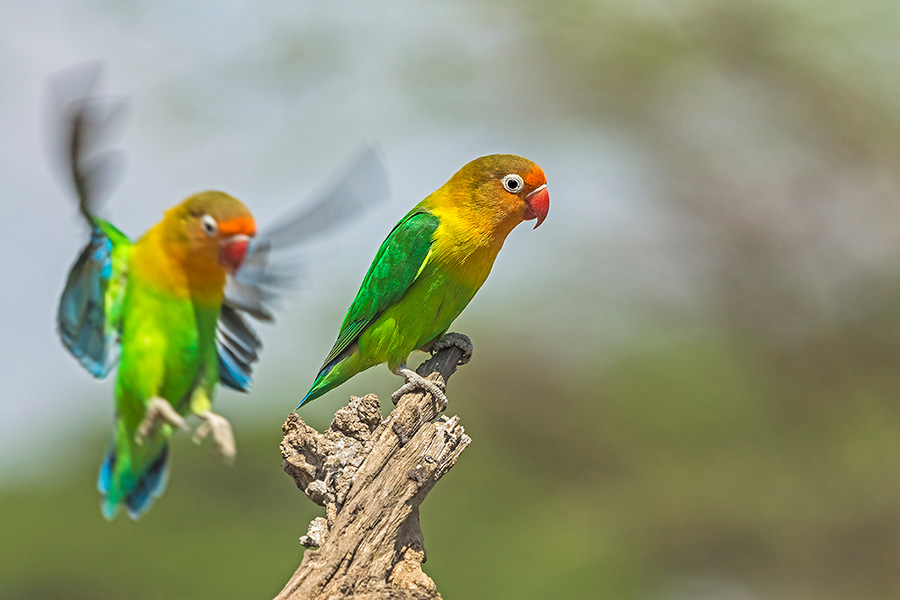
[276,344,471,600]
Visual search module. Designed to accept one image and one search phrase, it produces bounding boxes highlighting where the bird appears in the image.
[61,186,255,519]
[53,66,388,519]
[299,153,549,408]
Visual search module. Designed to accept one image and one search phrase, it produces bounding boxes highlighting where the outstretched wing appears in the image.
[318,207,440,372]
[58,220,131,378]
[52,64,131,378]
[217,146,390,391]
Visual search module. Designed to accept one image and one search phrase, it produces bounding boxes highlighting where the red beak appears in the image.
[219,234,251,273]
[524,184,549,229]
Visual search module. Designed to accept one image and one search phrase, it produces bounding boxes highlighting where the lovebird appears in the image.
[61,191,255,521]
[54,69,387,519]
[300,154,549,407]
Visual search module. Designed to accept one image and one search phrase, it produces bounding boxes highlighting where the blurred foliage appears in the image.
[7,316,900,599]
[0,428,310,600]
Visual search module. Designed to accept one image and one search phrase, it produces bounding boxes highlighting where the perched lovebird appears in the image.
[300,154,549,407]
[54,68,387,519]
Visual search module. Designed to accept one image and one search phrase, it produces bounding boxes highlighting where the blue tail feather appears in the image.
[97,445,114,495]
[98,443,170,521]
[125,445,169,520]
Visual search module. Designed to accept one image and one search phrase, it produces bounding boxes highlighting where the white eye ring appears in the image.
[201,214,218,237]
[501,174,524,193]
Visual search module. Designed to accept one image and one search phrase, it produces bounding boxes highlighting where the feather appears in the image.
[216,306,262,392]
[57,222,130,378]
[224,145,389,320]
[300,208,439,406]
[221,145,390,388]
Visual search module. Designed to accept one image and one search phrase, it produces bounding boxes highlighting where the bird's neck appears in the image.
[427,187,522,248]
[133,226,226,307]
[425,198,521,290]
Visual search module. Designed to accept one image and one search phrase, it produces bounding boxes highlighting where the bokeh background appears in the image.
[4,1,900,598]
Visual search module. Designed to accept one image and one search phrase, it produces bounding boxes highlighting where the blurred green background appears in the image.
[5,0,900,598]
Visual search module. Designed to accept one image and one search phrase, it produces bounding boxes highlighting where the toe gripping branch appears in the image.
[427,332,473,366]
[390,333,472,408]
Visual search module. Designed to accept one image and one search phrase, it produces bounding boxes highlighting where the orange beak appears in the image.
[524,184,549,229]
[219,234,251,273]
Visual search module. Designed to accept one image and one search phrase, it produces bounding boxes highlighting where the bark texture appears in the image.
[276,345,470,600]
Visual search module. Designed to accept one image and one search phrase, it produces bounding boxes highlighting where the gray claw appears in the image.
[391,367,447,407]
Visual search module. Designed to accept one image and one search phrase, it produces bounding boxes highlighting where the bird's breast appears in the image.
[429,224,503,291]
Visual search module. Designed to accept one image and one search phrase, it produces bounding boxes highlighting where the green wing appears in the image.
[320,207,440,369]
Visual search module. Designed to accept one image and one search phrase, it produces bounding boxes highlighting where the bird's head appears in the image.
[167,191,257,275]
[448,154,549,231]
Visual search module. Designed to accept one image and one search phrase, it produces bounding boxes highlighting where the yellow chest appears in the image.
[428,206,519,289]
[131,229,226,307]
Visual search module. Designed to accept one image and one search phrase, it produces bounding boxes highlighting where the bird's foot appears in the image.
[391,367,447,408]
[192,411,237,464]
[427,332,473,365]
[136,397,188,444]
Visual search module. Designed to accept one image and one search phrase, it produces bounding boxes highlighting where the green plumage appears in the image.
[90,224,224,519]
[104,272,220,519]
[300,154,550,406]
[302,207,447,404]
[324,209,439,366]
[61,191,256,520]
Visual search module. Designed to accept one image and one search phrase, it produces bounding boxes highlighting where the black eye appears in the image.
[201,215,218,237]
[501,174,524,193]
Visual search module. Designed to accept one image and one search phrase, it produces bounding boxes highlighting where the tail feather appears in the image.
[98,442,170,521]
[298,363,335,408]
[97,444,114,495]
[298,345,379,409]
[125,445,169,520]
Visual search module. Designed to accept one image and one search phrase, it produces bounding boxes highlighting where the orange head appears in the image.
[440,154,549,232]
[163,191,256,274]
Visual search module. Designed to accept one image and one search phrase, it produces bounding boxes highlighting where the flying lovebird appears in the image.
[53,66,387,519]
[300,154,549,408]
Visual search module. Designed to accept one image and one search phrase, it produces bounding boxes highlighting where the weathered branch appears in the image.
[276,344,471,600]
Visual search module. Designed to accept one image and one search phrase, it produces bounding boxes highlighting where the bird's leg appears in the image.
[135,397,188,444]
[390,366,447,408]
[421,332,473,365]
[192,411,237,464]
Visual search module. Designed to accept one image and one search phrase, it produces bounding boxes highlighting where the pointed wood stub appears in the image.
[276,344,470,600]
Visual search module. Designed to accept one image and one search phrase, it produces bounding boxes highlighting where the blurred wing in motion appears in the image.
[52,65,132,377]
[48,62,128,224]
[218,146,390,391]
[216,305,262,392]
